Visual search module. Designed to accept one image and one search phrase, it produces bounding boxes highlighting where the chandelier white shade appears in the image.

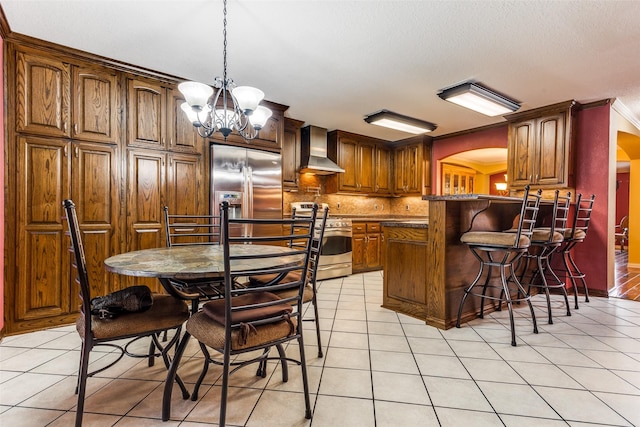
[178,0,271,141]
[438,82,520,116]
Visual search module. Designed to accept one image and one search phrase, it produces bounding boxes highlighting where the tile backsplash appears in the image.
[283,173,429,216]
[283,191,428,217]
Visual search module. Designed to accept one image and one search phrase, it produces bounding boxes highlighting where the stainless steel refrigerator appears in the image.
[211,144,283,238]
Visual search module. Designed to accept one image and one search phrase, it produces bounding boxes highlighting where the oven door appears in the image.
[316,228,353,280]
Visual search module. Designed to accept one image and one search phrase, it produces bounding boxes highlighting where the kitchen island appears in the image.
[381,195,531,329]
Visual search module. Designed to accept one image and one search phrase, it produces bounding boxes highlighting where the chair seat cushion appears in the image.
[273,285,314,304]
[77,294,189,340]
[461,231,530,248]
[248,270,302,287]
[202,291,293,325]
[187,310,298,351]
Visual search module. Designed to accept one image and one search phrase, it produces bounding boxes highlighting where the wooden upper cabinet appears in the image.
[506,100,576,190]
[374,145,392,195]
[15,50,71,137]
[127,77,166,149]
[327,130,388,195]
[72,65,119,143]
[282,118,304,188]
[394,141,423,195]
[358,141,376,193]
[167,87,203,153]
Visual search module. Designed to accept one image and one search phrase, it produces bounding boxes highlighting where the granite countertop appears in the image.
[334,214,428,221]
[379,219,429,228]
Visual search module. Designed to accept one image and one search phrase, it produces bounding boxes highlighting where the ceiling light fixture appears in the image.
[178,0,271,141]
[438,82,520,116]
[364,109,437,134]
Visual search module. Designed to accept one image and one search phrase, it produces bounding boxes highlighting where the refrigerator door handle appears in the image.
[246,166,254,239]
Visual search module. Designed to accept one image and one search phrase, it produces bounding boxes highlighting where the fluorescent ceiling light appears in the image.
[364,110,437,134]
[438,82,520,116]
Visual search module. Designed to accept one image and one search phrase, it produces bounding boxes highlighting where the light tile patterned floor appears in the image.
[2,271,640,426]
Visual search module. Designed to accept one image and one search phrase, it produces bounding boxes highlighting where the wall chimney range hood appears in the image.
[300,125,344,174]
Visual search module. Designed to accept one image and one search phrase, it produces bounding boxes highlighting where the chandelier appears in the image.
[178,0,272,141]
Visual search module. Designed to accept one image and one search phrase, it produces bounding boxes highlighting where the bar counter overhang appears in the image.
[380,194,555,330]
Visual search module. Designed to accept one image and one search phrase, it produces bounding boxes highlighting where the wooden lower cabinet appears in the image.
[382,225,429,320]
[9,136,119,333]
[352,221,383,273]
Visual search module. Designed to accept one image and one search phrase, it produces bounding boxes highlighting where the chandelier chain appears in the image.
[222,0,228,84]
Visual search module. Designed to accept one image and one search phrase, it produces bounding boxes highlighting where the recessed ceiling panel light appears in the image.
[364,109,437,134]
[438,82,520,116]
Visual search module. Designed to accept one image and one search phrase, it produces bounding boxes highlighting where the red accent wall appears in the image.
[574,104,610,296]
[616,172,630,225]
[1,35,5,332]
[431,125,508,190]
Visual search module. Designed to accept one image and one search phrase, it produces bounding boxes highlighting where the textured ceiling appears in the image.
[3,0,640,143]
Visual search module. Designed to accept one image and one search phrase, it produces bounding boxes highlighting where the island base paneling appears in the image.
[382,196,531,330]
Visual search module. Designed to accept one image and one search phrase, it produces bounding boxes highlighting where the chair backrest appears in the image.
[568,194,596,240]
[620,215,629,234]
[294,206,329,288]
[220,201,317,332]
[163,206,221,247]
[544,190,572,243]
[513,186,543,248]
[63,199,93,336]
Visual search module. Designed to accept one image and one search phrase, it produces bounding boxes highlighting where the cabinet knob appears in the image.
[74,123,78,134]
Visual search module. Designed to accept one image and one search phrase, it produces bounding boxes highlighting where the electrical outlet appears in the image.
[374,204,379,210]
[405,205,410,211]
[337,202,341,209]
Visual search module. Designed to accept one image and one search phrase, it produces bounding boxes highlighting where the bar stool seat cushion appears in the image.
[503,228,564,244]
[566,229,586,240]
[461,231,530,248]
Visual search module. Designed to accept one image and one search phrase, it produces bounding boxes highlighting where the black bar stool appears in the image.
[456,186,543,346]
[516,190,572,324]
[557,194,596,309]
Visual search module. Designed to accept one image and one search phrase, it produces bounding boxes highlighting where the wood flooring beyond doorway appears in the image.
[610,249,640,301]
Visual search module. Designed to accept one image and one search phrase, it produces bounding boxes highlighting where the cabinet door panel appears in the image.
[16,137,71,320]
[366,233,381,269]
[338,138,358,191]
[406,144,422,193]
[167,88,201,153]
[16,51,70,137]
[509,120,535,187]
[128,78,165,148]
[72,143,117,295]
[358,142,375,192]
[375,146,392,194]
[73,66,119,143]
[352,234,366,271]
[167,153,205,216]
[127,150,165,250]
[537,114,565,185]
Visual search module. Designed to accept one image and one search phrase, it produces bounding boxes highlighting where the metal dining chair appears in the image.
[163,206,225,313]
[163,202,317,426]
[64,200,190,427]
[247,206,329,357]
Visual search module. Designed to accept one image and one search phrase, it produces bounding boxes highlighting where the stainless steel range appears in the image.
[291,203,352,280]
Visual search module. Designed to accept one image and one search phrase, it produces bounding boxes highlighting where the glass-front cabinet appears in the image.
[441,163,476,195]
